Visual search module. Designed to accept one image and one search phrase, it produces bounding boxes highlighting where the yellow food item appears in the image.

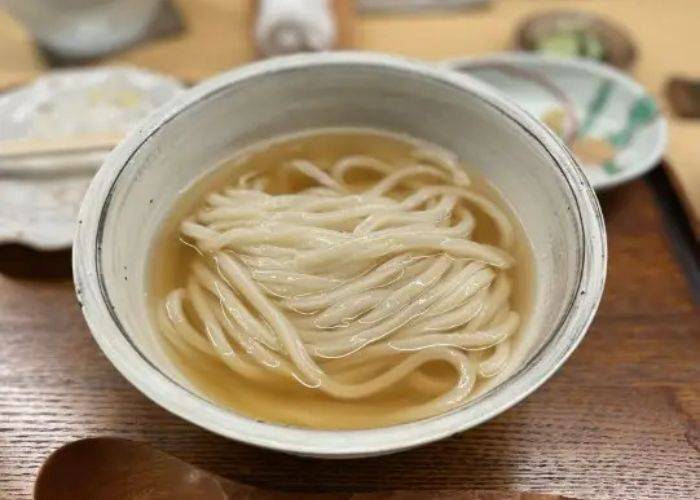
[571,136,616,165]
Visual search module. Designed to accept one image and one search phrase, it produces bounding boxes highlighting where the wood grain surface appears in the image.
[0,179,698,499]
[0,2,699,498]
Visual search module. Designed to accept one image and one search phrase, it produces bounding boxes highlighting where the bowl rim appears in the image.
[442,51,669,191]
[74,51,607,457]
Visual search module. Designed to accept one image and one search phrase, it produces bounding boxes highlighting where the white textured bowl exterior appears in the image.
[74,52,606,458]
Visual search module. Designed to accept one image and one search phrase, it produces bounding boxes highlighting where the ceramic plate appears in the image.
[0,67,183,250]
[446,53,667,190]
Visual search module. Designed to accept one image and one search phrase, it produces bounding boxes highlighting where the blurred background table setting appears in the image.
[0,1,698,499]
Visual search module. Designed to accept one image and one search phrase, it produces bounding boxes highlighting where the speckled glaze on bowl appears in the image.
[73,52,606,458]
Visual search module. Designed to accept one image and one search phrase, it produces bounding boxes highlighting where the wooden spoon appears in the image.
[34,437,574,500]
[0,132,123,160]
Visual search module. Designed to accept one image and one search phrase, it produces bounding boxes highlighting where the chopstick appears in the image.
[0,132,123,160]
[0,151,109,176]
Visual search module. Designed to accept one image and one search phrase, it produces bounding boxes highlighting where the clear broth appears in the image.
[148,128,536,429]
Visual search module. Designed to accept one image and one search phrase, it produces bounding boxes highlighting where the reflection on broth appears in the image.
[148,128,535,429]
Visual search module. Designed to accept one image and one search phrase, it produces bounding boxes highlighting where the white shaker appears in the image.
[255,0,337,56]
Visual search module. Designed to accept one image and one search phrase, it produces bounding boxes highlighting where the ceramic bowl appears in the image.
[446,53,667,190]
[74,52,606,458]
[2,0,163,58]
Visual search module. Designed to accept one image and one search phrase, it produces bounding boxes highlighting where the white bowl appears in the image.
[73,52,606,458]
[3,0,163,58]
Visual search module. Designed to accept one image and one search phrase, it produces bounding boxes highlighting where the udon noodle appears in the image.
[152,130,527,428]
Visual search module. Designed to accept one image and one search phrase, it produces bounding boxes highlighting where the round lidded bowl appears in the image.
[74,52,606,458]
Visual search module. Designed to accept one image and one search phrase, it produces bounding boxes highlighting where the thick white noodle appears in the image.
[157,149,521,421]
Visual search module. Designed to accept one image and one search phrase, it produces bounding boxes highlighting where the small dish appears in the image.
[0,67,183,250]
[446,52,667,191]
[74,52,606,457]
[516,10,637,69]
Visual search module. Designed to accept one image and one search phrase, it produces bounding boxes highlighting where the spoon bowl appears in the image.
[34,437,572,499]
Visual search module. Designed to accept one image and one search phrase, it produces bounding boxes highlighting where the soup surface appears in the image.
[149,128,535,429]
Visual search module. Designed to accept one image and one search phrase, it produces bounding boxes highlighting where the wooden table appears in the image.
[0,1,699,499]
[1,177,698,499]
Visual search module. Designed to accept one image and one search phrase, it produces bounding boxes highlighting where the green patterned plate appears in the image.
[446,52,667,190]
